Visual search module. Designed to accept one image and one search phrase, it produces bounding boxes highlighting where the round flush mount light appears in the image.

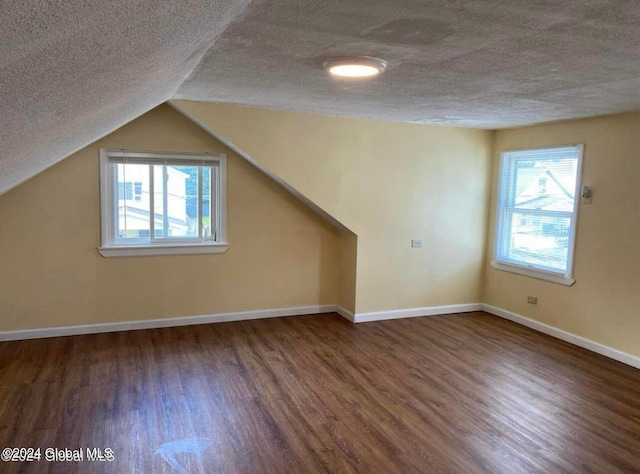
[323,56,387,78]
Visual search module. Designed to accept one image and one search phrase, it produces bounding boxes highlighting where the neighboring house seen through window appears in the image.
[99,149,228,257]
[134,181,143,201]
[118,182,134,200]
[492,145,584,286]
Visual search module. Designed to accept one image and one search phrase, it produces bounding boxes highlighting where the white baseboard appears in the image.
[352,303,482,323]
[0,303,482,341]
[482,304,640,369]
[335,306,355,322]
[0,305,337,342]
[6,302,635,370]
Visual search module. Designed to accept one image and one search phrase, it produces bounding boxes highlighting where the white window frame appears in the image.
[491,144,584,286]
[99,149,228,257]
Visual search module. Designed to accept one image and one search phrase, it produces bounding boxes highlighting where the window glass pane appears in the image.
[116,163,150,240]
[513,157,577,211]
[505,211,571,272]
[201,167,212,239]
[153,165,197,239]
[495,145,582,278]
[152,165,165,238]
[176,165,200,238]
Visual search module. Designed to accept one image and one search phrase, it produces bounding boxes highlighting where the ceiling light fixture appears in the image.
[323,56,387,78]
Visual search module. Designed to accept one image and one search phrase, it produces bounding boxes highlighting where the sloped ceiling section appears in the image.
[0,0,250,196]
[176,0,640,129]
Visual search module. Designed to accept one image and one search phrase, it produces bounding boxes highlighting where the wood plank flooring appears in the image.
[0,312,639,473]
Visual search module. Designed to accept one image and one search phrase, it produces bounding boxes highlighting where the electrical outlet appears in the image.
[527,296,538,304]
[411,239,423,248]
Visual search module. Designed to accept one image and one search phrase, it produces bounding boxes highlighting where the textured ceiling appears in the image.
[0,0,249,195]
[3,0,640,196]
[176,0,640,128]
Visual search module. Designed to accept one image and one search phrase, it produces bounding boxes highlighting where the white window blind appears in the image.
[494,145,583,280]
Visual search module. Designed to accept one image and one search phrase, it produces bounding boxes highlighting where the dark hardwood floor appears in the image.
[0,312,639,473]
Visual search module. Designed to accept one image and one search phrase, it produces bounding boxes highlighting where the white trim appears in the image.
[567,144,585,278]
[335,306,355,322]
[482,304,640,369]
[0,304,482,341]
[5,301,637,371]
[98,243,229,257]
[0,305,338,342]
[353,304,482,323]
[490,261,575,286]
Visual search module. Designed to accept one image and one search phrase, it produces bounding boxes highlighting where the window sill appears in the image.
[98,243,229,258]
[490,261,575,286]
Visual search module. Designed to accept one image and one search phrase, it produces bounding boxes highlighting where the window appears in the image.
[118,182,134,200]
[538,177,547,194]
[99,149,228,257]
[492,145,583,286]
[133,181,143,201]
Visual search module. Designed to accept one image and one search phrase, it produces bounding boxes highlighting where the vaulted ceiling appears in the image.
[2,0,640,195]
[0,0,250,196]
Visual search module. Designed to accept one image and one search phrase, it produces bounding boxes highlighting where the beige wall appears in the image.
[485,112,640,356]
[173,101,493,313]
[337,231,357,313]
[3,98,636,359]
[0,105,341,331]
